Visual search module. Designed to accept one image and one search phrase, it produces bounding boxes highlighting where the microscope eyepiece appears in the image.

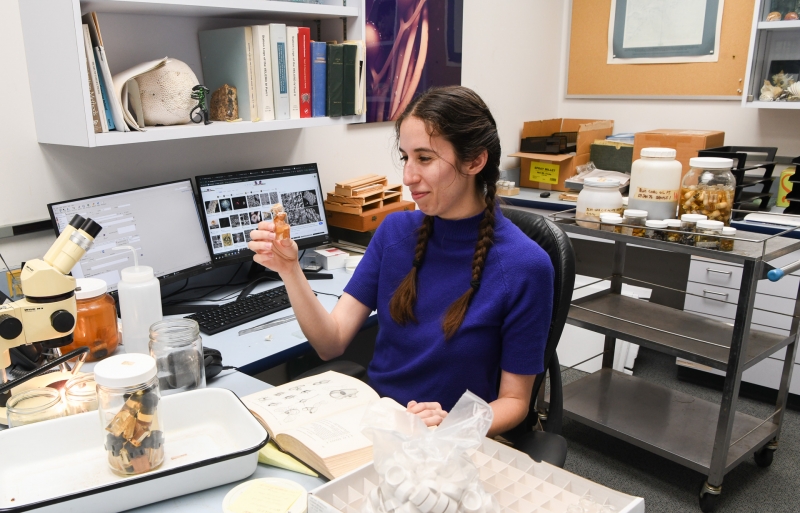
[80,218,102,238]
[68,214,86,229]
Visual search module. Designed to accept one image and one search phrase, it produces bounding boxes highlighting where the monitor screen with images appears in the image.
[195,164,329,264]
[48,179,213,292]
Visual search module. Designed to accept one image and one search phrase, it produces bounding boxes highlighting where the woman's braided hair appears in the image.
[389,86,501,339]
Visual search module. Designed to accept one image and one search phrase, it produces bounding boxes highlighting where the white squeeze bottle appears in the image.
[628,147,683,220]
[114,245,162,355]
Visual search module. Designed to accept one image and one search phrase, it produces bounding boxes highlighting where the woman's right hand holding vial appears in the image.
[248,220,299,276]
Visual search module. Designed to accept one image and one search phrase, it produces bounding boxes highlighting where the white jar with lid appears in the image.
[576,177,624,229]
[628,148,683,220]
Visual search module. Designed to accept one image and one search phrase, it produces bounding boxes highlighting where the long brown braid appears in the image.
[388,86,501,339]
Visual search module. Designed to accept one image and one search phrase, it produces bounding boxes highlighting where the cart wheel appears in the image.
[754,446,774,467]
[699,481,720,513]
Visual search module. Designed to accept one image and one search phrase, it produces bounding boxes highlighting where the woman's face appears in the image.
[398,116,484,219]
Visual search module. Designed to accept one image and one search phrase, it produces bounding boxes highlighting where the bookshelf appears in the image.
[18,0,365,147]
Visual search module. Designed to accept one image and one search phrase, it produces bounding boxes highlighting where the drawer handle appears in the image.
[706,268,732,276]
[703,289,729,298]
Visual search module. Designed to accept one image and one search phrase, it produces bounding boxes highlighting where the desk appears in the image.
[128,371,326,512]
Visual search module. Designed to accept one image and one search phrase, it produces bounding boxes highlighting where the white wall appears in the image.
[0,0,560,269]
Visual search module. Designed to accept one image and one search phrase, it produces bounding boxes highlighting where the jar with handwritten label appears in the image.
[628,148,682,220]
[576,178,623,229]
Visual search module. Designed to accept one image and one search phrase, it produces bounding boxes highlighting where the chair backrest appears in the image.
[500,207,576,429]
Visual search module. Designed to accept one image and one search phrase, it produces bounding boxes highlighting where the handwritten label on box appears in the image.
[529,162,560,184]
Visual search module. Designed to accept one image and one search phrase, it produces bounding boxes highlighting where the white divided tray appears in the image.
[308,438,644,513]
[0,388,268,513]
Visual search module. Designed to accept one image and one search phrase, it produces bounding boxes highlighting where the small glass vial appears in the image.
[622,209,648,237]
[680,214,708,246]
[6,387,66,427]
[95,354,165,476]
[601,216,624,233]
[664,219,683,243]
[695,220,724,249]
[271,204,291,240]
[65,373,99,415]
[149,319,206,396]
[719,226,736,252]
[645,220,668,241]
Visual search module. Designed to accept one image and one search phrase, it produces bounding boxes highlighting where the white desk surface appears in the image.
[127,371,327,512]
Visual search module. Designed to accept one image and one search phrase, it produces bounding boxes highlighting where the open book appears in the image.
[243,371,397,480]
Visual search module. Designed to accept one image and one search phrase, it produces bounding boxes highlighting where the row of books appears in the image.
[82,13,128,133]
[199,24,366,121]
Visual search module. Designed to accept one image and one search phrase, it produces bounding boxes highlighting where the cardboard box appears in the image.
[633,129,725,179]
[313,247,349,270]
[325,200,416,232]
[509,118,614,192]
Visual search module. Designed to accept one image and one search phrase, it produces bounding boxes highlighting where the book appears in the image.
[244,26,258,121]
[83,13,127,132]
[344,40,367,115]
[269,23,290,120]
[342,43,357,116]
[297,27,312,118]
[252,25,275,122]
[81,24,106,133]
[311,41,327,118]
[93,48,115,131]
[242,371,400,480]
[326,44,344,117]
[198,26,258,121]
[286,26,300,120]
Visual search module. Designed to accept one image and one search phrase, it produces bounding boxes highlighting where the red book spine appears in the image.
[298,27,312,118]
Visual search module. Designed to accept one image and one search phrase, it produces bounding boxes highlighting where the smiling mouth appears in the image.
[411,192,428,199]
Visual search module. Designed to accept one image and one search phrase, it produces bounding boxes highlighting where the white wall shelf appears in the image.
[742,0,800,109]
[18,0,365,147]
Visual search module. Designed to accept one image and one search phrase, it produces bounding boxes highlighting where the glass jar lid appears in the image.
[599,212,622,219]
[75,278,108,300]
[584,177,620,188]
[689,157,733,169]
[722,227,736,235]
[665,219,682,227]
[645,220,668,228]
[641,148,677,158]
[602,217,624,224]
[623,209,648,218]
[681,214,708,222]
[94,353,157,389]
[697,220,724,230]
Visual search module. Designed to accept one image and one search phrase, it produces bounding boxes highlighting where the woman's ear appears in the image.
[464,149,488,176]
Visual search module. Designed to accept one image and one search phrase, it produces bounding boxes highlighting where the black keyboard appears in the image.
[186,285,292,335]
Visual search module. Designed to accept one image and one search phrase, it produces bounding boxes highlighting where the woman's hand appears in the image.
[248,221,299,276]
[407,400,448,427]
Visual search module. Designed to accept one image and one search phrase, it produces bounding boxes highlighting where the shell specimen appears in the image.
[772,71,795,89]
[767,11,782,21]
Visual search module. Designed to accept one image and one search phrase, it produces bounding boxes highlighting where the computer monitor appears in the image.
[47,179,213,292]
[195,164,329,265]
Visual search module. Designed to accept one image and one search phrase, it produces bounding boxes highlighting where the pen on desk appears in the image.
[238,314,297,336]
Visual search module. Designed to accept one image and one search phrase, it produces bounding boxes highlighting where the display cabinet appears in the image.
[742,0,800,109]
[17,0,365,147]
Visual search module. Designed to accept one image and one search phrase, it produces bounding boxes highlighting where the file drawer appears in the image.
[685,282,795,330]
[688,260,743,289]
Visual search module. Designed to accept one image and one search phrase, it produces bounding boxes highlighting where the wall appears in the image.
[556,1,800,156]
[0,0,561,270]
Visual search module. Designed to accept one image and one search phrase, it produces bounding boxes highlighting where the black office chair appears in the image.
[293,207,575,467]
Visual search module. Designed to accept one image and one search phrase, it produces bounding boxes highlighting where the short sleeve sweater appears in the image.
[343,208,554,412]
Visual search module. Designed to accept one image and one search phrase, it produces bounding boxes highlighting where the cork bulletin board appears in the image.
[567,0,755,98]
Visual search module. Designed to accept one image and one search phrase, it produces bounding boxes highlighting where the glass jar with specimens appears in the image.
[149,319,206,396]
[65,373,99,415]
[679,157,736,225]
[720,227,736,252]
[621,209,648,237]
[95,354,164,476]
[695,220,724,250]
[600,213,623,233]
[645,220,668,241]
[664,219,683,243]
[680,214,707,246]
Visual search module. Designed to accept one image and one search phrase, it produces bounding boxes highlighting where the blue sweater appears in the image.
[344,208,554,412]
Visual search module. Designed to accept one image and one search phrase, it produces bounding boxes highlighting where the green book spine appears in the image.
[326,44,344,117]
[342,44,357,116]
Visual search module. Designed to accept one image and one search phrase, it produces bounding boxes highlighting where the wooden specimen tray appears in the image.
[325,200,416,232]
[325,184,402,215]
[333,174,389,198]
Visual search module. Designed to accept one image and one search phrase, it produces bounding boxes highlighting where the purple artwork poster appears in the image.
[366,0,463,123]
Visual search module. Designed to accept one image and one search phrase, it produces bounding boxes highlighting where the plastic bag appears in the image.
[360,391,499,513]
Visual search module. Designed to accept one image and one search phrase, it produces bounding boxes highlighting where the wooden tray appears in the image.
[325,200,416,232]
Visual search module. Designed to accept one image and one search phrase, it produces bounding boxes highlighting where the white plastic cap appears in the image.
[722,227,736,235]
[665,219,682,227]
[385,465,407,487]
[689,157,734,169]
[602,217,624,224]
[460,490,483,513]
[681,214,708,222]
[121,265,155,284]
[599,212,622,219]
[94,353,157,389]
[641,147,676,158]
[645,220,668,228]
[75,278,107,300]
[697,220,724,229]
[623,209,648,218]
[584,177,621,188]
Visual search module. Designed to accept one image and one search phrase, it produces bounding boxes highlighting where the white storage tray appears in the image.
[0,388,268,513]
[308,438,644,513]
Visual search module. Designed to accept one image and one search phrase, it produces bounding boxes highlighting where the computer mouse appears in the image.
[203,347,224,380]
[540,192,551,198]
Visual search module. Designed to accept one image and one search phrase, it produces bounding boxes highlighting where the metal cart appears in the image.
[549,212,800,512]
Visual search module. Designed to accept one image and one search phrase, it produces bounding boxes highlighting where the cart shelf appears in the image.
[562,370,778,475]
[570,292,795,372]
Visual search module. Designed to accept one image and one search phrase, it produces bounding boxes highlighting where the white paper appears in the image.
[622,0,706,49]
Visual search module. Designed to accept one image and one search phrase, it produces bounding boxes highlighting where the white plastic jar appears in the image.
[576,177,623,229]
[628,148,683,220]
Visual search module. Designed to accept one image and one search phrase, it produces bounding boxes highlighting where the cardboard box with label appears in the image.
[633,129,725,179]
[509,118,614,192]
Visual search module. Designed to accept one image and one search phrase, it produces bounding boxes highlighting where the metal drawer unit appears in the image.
[550,213,800,512]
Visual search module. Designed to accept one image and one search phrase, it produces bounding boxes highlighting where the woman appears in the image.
[248,86,554,437]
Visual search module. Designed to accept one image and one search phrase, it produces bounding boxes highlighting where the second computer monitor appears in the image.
[195,164,329,264]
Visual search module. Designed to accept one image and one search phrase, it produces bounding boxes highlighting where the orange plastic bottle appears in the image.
[62,278,119,361]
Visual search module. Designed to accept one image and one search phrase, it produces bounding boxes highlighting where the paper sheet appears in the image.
[228,482,302,513]
[622,0,706,49]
